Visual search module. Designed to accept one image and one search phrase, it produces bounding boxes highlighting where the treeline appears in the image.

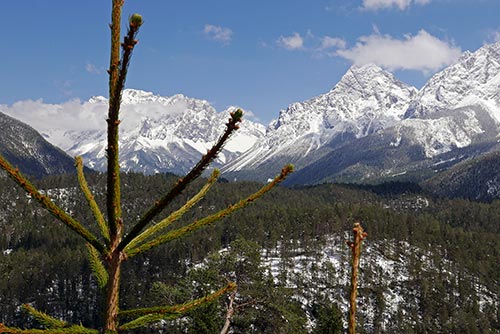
[0,172,499,332]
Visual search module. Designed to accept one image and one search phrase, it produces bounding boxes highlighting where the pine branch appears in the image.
[106,0,125,241]
[118,282,236,330]
[107,5,142,243]
[124,169,220,253]
[0,323,97,334]
[116,14,143,99]
[75,157,109,244]
[118,109,244,252]
[0,155,105,254]
[126,164,294,257]
[86,243,109,289]
[20,305,66,329]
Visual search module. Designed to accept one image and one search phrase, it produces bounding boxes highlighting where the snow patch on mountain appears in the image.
[400,110,484,157]
[225,64,417,172]
[394,43,500,158]
[226,42,500,180]
[36,89,266,174]
[261,235,497,333]
[405,42,500,119]
[5,42,500,180]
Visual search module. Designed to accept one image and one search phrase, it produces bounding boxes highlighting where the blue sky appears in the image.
[1,0,500,124]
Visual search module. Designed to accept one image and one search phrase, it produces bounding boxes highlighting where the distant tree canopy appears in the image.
[0,172,499,332]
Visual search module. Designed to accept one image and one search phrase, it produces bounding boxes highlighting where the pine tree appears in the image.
[0,1,292,333]
[346,222,367,334]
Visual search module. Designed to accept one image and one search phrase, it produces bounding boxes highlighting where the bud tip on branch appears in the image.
[129,13,143,28]
[230,108,244,122]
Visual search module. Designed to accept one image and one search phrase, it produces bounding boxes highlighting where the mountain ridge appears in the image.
[40,89,266,175]
[225,41,500,185]
[223,63,418,177]
[0,112,77,178]
[3,42,500,191]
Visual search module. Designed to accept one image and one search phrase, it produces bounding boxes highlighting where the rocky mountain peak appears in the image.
[225,42,500,181]
[6,42,500,184]
[335,63,402,92]
[404,41,500,119]
[224,63,418,174]
[58,90,265,175]
[271,63,416,131]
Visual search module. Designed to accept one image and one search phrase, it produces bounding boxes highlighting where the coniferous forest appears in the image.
[0,172,499,333]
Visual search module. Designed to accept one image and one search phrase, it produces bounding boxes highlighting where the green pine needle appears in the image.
[0,155,105,254]
[86,243,109,288]
[75,156,110,244]
[118,282,236,330]
[21,304,67,329]
[0,322,98,334]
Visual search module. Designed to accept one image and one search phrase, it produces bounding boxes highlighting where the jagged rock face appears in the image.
[0,112,76,178]
[405,42,500,119]
[4,42,500,185]
[272,64,417,139]
[45,89,266,175]
[226,42,500,184]
[224,64,417,174]
[397,43,500,158]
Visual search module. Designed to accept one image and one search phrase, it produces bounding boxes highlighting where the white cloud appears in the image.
[275,31,345,54]
[487,29,500,43]
[0,96,216,149]
[55,80,74,97]
[2,99,104,135]
[85,63,101,75]
[277,33,304,50]
[336,30,461,72]
[204,24,233,44]
[362,0,431,11]
[320,36,347,50]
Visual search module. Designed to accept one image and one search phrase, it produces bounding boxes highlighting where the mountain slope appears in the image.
[398,42,500,158]
[1,173,498,332]
[422,150,500,202]
[405,42,500,120]
[0,112,76,178]
[285,103,500,185]
[41,89,266,175]
[4,42,500,187]
[226,42,500,185]
[223,64,417,181]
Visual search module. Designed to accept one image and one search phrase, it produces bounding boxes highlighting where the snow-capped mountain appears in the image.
[5,42,500,185]
[226,42,500,184]
[223,64,417,178]
[397,42,500,158]
[405,42,500,119]
[41,89,265,175]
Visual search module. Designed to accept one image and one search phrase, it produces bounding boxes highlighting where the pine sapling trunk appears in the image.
[347,222,367,334]
[103,1,123,331]
[103,214,124,333]
[220,290,237,334]
[104,248,123,332]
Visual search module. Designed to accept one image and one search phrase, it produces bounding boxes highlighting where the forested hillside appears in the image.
[1,173,499,333]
